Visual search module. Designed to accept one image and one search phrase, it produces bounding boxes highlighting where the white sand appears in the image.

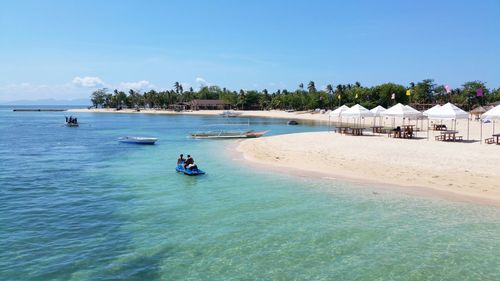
[238,132,500,205]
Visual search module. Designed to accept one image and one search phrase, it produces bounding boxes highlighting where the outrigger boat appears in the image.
[118,136,158,144]
[191,129,267,139]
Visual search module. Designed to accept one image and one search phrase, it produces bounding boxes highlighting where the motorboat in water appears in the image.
[287,120,299,125]
[190,130,267,139]
[118,136,158,144]
[220,110,241,117]
[176,162,205,175]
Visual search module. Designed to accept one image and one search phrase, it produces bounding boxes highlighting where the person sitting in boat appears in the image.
[184,155,196,170]
[177,154,185,165]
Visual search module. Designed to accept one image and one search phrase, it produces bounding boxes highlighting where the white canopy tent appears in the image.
[427,102,469,140]
[480,104,500,143]
[341,104,374,118]
[370,105,386,127]
[381,103,422,136]
[329,105,350,117]
[370,105,386,116]
[422,104,441,117]
[328,105,350,131]
[382,103,422,119]
[481,104,500,120]
[426,103,468,120]
[341,104,374,129]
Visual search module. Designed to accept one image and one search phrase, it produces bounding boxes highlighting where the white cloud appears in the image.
[196,77,209,88]
[72,76,106,88]
[118,80,154,91]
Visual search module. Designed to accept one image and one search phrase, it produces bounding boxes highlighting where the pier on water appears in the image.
[13,109,67,112]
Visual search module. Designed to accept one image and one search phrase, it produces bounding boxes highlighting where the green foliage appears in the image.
[89,79,500,110]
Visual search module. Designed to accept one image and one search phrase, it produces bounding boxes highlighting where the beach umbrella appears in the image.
[370,105,386,126]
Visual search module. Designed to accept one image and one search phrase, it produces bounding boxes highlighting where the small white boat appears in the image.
[118,136,158,145]
[220,110,241,117]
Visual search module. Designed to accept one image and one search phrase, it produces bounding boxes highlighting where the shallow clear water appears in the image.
[0,107,499,280]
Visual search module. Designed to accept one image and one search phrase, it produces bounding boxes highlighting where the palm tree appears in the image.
[355,81,361,88]
[238,89,246,110]
[298,83,304,91]
[326,84,334,95]
[307,81,316,93]
[173,81,181,94]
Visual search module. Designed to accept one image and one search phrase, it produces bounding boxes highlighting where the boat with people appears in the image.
[118,136,158,145]
[176,154,205,175]
[191,129,267,139]
[176,162,205,175]
[65,116,79,127]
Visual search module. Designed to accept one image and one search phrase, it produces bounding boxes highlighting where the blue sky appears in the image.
[0,0,499,101]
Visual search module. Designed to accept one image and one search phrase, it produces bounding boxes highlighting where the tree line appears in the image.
[90,79,500,111]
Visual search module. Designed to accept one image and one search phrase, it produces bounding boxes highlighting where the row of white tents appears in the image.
[327,102,500,141]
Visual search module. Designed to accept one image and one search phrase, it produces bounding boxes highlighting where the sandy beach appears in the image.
[238,132,500,206]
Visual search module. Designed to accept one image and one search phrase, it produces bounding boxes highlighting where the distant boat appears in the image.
[287,120,299,125]
[220,110,241,117]
[118,136,158,144]
[191,130,267,139]
[65,116,79,127]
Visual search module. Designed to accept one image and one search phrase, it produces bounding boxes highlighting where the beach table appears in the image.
[371,126,384,133]
[402,125,415,139]
[349,127,364,136]
[439,130,460,142]
[336,126,350,134]
[389,128,402,138]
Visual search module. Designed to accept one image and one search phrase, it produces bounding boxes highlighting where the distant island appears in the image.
[89,79,500,111]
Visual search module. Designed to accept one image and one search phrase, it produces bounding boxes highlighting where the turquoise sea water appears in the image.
[0,107,499,280]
